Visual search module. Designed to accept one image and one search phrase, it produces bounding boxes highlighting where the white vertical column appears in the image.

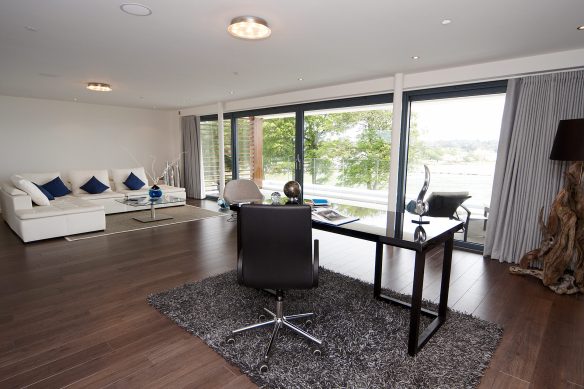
[387,73,404,212]
[217,102,226,197]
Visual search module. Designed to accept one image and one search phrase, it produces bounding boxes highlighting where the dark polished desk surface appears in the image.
[310,204,462,252]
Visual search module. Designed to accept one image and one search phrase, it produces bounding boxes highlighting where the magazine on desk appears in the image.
[311,208,359,226]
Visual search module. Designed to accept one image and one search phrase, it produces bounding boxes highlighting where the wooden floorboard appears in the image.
[1,199,583,388]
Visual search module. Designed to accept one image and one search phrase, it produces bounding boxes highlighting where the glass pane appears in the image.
[303,104,393,208]
[200,119,232,197]
[236,113,295,194]
[405,94,506,245]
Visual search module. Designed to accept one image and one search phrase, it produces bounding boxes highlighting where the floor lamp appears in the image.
[512,118,584,294]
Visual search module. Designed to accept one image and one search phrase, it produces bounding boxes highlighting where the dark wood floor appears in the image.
[0,200,583,388]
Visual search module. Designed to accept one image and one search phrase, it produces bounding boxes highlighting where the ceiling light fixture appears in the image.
[86,82,112,92]
[227,16,271,40]
[298,77,304,81]
[578,25,584,30]
[441,19,452,25]
[411,56,420,60]
[120,3,152,16]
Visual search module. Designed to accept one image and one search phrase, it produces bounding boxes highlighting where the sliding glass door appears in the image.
[302,104,393,206]
[402,85,506,246]
[200,118,232,197]
[236,113,296,195]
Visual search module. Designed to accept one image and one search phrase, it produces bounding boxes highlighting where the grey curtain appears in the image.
[484,69,584,264]
[181,115,206,199]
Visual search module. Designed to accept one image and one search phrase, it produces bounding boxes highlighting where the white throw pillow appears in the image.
[111,167,149,191]
[68,169,112,195]
[10,175,50,206]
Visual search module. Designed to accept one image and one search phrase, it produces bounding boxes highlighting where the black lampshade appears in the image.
[549,118,584,161]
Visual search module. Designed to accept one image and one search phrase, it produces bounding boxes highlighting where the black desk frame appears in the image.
[312,222,458,356]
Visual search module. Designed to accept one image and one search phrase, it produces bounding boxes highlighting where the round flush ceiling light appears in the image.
[578,25,584,30]
[86,82,112,92]
[120,3,152,16]
[228,16,271,40]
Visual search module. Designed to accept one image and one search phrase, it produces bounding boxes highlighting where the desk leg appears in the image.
[408,250,426,356]
[373,242,383,299]
[438,234,454,319]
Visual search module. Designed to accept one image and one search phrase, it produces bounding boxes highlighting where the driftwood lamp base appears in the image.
[512,161,584,294]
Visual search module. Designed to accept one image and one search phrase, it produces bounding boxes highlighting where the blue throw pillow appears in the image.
[42,176,71,197]
[80,176,110,194]
[34,183,54,200]
[123,172,145,190]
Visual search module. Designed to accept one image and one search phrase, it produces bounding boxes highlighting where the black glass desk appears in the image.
[232,203,463,356]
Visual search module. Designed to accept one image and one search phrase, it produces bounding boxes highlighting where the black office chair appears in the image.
[425,191,472,241]
[228,204,321,372]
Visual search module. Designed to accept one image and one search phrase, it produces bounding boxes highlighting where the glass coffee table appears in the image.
[116,195,185,223]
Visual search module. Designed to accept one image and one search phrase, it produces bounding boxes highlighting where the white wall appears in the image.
[0,95,176,184]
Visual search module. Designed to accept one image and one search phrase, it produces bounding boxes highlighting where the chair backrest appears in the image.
[223,179,264,204]
[238,204,315,290]
[425,192,471,218]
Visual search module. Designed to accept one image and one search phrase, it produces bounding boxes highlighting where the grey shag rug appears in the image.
[148,269,502,388]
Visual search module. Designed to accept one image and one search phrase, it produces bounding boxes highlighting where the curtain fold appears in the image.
[181,115,206,199]
[484,69,584,263]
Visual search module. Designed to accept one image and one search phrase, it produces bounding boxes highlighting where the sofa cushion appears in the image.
[69,169,112,195]
[10,175,50,206]
[73,192,125,200]
[34,183,54,200]
[123,172,146,190]
[80,176,110,194]
[42,176,72,197]
[111,167,149,191]
[15,196,104,220]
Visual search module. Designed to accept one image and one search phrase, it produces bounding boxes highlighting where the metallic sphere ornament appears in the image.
[283,181,301,203]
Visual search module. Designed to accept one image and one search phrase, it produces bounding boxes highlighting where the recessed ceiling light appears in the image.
[441,19,452,25]
[298,77,304,81]
[25,25,38,32]
[229,91,235,95]
[578,25,584,30]
[86,82,112,92]
[228,16,271,40]
[73,98,78,102]
[120,3,152,16]
[411,56,420,60]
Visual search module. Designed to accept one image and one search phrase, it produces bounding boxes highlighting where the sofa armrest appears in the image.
[1,183,33,212]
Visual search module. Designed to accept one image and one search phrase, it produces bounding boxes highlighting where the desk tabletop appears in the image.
[232,201,463,251]
[311,207,462,251]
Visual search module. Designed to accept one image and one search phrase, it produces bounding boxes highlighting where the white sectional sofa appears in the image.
[0,168,186,242]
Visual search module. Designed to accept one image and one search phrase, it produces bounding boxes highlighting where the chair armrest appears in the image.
[313,239,319,287]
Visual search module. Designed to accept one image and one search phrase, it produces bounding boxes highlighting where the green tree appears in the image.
[338,110,392,190]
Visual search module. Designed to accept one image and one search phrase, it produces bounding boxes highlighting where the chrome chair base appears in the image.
[229,298,322,363]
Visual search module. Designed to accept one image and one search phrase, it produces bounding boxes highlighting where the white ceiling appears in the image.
[0,0,583,110]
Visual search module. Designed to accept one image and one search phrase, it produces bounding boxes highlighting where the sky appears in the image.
[412,94,506,142]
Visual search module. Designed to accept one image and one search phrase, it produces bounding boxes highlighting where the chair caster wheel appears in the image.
[313,348,322,356]
[259,363,269,373]
[258,314,266,321]
[227,337,235,345]
[305,319,312,327]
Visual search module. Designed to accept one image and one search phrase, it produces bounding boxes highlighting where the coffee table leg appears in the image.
[438,235,454,319]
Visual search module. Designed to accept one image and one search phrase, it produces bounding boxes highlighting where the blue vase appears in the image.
[149,185,163,199]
